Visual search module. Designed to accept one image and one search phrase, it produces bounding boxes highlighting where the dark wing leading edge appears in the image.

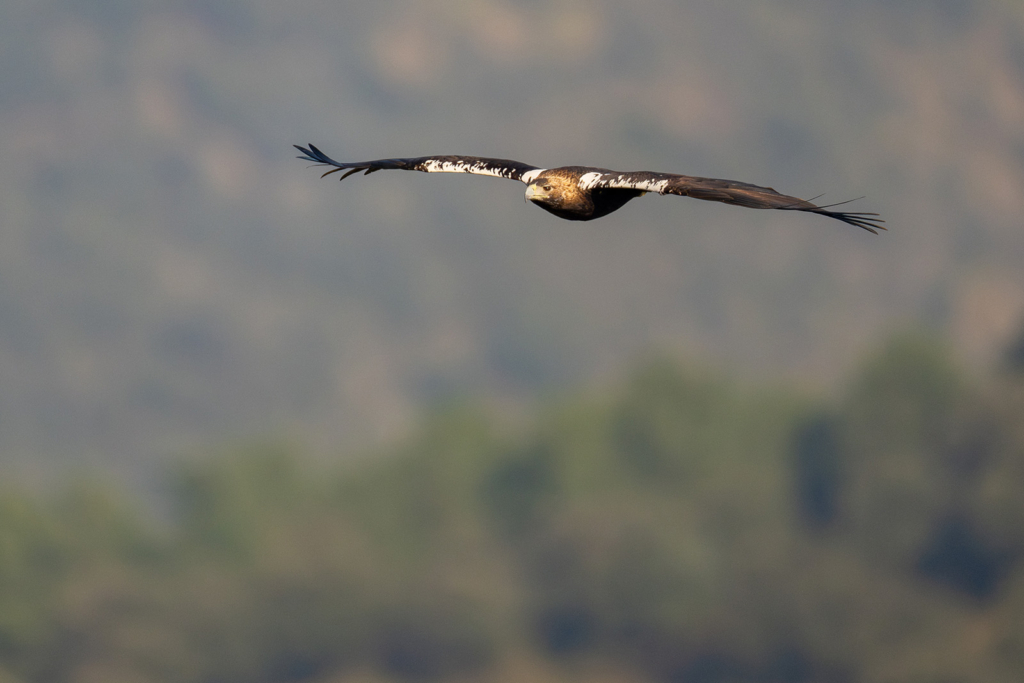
[295,144,543,183]
[580,170,886,234]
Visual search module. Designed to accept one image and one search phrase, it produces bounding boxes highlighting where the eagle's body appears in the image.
[523,167,647,221]
[295,145,884,233]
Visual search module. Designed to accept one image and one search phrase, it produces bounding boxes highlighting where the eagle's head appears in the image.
[525,172,606,220]
[525,176,570,210]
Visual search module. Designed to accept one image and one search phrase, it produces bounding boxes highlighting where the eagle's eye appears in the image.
[542,184,553,191]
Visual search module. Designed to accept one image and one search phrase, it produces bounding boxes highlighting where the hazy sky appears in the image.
[2,0,1023,476]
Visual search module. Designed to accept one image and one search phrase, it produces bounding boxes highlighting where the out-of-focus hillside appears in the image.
[3,337,1024,683]
[1,0,1023,475]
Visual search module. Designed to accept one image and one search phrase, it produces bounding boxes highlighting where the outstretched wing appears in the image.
[579,170,885,234]
[295,144,543,183]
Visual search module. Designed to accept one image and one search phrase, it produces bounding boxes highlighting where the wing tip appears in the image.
[784,196,887,234]
[822,209,887,234]
[294,143,340,166]
[294,143,368,180]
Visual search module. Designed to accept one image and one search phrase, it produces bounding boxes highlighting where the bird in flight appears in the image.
[295,144,884,234]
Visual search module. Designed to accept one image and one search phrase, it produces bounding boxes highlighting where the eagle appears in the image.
[294,144,884,234]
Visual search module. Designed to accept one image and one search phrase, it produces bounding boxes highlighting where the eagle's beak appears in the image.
[525,184,544,202]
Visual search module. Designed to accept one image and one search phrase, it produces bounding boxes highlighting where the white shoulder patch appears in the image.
[631,177,671,194]
[577,172,605,190]
[595,175,672,194]
[421,159,481,174]
[521,169,546,184]
[421,159,538,181]
[577,172,670,194]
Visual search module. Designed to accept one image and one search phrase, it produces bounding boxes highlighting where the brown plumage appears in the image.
[295,144,885,233]
[523,167,647,221]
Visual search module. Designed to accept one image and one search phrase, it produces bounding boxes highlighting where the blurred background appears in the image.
[2,0,1024,681]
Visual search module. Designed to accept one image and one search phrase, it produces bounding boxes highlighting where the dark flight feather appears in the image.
[584,171,886,233]
[295,144,540,182]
